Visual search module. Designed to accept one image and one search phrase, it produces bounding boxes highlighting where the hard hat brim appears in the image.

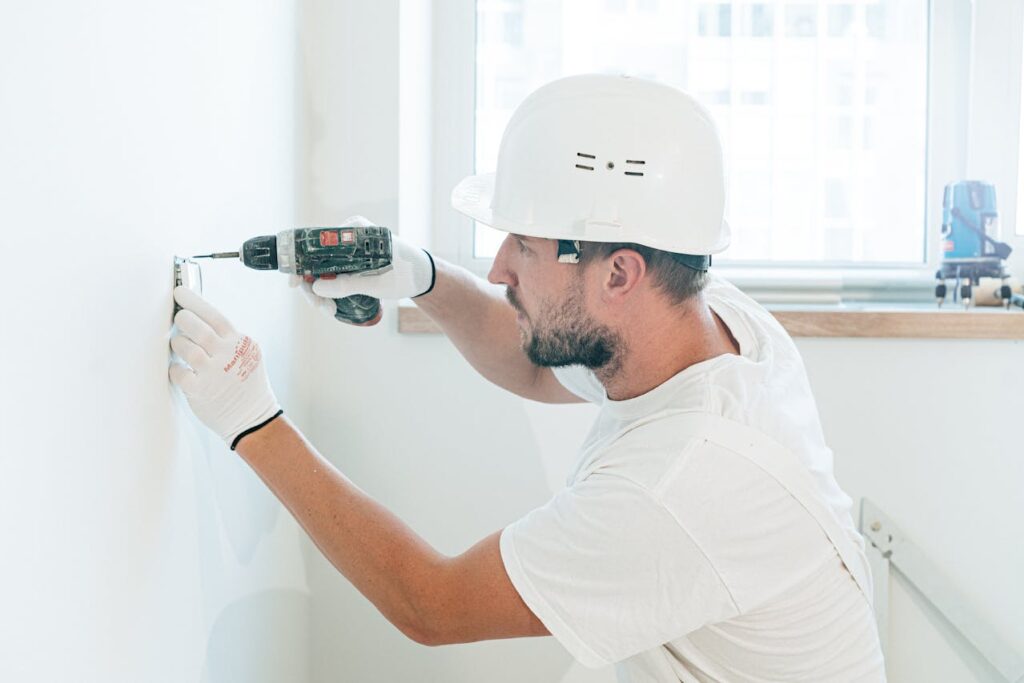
[450,172,544,238]
[451,171,730,255]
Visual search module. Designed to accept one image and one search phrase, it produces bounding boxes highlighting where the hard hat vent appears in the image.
[625,159,645,177]
[575,153,645,176]
[575,152,595,171]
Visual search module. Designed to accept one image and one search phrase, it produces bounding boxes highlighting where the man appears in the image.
[170,75,885,681]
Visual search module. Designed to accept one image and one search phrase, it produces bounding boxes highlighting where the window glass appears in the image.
[474,0,928,264]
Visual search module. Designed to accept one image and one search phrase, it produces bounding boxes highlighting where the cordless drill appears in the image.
[195,226,393,324]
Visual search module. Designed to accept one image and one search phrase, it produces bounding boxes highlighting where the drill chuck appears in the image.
[241,235,279,270]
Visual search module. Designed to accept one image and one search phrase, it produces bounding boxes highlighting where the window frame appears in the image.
[429,0,1024,303]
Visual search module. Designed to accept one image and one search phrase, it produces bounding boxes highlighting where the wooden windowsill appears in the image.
[397,303,1024,340]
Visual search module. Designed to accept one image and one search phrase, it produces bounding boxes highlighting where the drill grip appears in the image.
[333,294,380,325]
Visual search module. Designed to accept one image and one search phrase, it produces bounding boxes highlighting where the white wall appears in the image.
[299,2,1024,682]
[802,338,1024,682]
[0,2,310,681]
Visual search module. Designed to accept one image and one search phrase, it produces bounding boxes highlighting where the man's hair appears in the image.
[577,242,708,304]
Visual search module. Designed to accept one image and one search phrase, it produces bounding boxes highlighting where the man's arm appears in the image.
[304,222,581,404]
[237,415,550,645]
[413,257,581,404]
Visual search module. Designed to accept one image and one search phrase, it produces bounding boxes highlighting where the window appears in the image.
[784,4,817,38]
[749,4,774,37]
[1019,14,1024,236]
[828,4,855,37]
[471,0,929,271]
[698,3,733,37]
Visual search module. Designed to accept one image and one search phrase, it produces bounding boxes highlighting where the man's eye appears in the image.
[516,239,529,254]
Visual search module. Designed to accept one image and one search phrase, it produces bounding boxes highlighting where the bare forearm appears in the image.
[171,282,548,645]
[413,258,549,399]
[235,415,445,642]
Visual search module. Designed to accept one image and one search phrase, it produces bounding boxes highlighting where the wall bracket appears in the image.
[859,498,1024,682]
[173,256,203,320]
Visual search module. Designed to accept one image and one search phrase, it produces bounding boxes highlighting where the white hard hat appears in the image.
[451,74,730,257]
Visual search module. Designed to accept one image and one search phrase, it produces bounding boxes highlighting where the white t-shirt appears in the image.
[499,275,885,682]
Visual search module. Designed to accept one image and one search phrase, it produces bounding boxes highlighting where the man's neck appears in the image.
[595,298,739,401]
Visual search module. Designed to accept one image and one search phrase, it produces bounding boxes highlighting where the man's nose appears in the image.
[487,234,518,288]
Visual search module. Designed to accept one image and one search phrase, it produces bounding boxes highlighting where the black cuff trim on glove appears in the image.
[231,409,284,450]
[413,249,436,298]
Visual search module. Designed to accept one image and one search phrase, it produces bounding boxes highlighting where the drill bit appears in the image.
[192,252,240,259]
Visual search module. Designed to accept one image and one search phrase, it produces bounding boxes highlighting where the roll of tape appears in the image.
[973,276,1022,306]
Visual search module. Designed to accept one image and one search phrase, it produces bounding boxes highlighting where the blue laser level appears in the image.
[935,181,1013,307]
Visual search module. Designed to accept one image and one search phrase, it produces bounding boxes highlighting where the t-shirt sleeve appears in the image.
[550,365,606,403]
[499,472,740,668]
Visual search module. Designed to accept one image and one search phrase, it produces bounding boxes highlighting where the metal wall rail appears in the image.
[859,499,1024,682]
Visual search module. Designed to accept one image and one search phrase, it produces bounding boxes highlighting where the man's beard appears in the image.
[506,280,622,371]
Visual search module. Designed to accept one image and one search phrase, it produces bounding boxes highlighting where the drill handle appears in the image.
[333,294,381,325]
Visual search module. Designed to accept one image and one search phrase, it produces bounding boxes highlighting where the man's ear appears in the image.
[603,248,647,299]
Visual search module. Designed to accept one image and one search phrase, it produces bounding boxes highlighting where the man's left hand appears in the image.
[169,286,282,449]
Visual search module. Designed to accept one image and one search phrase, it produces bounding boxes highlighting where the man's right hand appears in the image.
[291,215,435,324]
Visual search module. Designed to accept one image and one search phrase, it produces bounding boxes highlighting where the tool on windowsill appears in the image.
[194,227,393,324]
[935,181,1014,309]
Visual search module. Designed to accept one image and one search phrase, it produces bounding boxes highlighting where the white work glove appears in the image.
[289,215,435,322]
[169,286,282,450]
